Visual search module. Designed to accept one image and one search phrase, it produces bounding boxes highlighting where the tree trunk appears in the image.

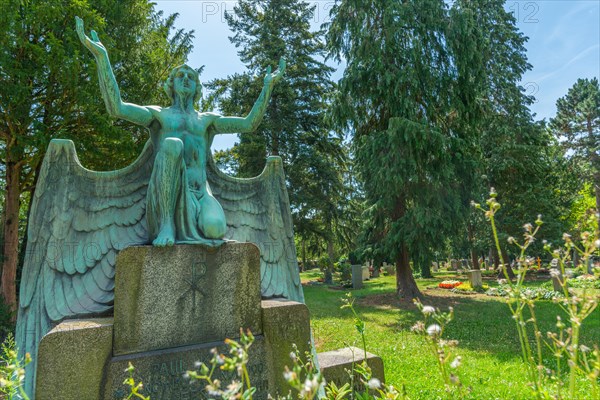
[468,223,480,270]
[396,243,422,299]
[594,170,600,230]
[1,161,22,317]
[492,246,500,270]
[300,239,306,272]
[324,231,335,285]
[588,116,600,230]
[497,249,515,279]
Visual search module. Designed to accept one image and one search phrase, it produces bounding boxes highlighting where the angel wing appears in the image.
[15,139,154,398]
[207,156,304,303]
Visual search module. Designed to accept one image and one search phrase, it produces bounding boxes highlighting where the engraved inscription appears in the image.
[179,262,207,311]
[109,346,270,399]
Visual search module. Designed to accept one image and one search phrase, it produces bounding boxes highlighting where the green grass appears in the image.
[302,270,600,399]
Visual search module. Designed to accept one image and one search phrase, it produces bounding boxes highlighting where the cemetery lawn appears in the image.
[301,270,600,400]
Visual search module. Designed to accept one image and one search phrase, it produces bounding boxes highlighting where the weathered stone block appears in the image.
[103,336,270,400]
[318,346,385,390]
[261,299,312,397]
[114,243,262,355]
[35,318,113,400]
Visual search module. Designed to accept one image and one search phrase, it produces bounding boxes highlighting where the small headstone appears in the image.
[352,265,363,289]
[372,265,380,278]
[383,262,396,276]
[318,346,385,392]
[467,270,483,288]
[362,265,370,281]
[552,270,566,292]
[432,262,438,272]
[450,259,459,270]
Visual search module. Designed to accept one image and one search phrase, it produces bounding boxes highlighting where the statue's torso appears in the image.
[149,107,218,191]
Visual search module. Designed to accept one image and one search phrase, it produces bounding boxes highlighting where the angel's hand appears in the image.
[263,58,286,87]
[75,16,108,59]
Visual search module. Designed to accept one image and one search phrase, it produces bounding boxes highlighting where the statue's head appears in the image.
[164,64,202,104]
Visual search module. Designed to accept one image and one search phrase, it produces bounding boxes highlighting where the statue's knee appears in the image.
[160,138,184,158]
[203,217,227,239]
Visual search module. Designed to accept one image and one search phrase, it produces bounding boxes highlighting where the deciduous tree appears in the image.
[0,0,193,313]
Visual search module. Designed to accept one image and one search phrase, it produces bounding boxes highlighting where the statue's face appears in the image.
[173,67,197,96]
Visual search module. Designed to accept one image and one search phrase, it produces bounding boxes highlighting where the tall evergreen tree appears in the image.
[0,0,193,313]
[206,0,347,274]
[550,77,600,228]
[444,0,568,268]
[326,0,464,298]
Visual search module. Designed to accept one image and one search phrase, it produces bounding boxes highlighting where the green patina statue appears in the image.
[76,17,284,247]
[15,17,303,398]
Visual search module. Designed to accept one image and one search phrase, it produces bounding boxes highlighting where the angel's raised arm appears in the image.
[212,58,286,134]
[75,17,154,127]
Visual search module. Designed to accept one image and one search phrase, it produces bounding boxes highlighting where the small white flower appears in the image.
[283,370,295,382]
[427,324,442,337]
[580,345,591,353]
[367,378,381,389]
[290,351,297,361]
[450,356,462,369]
[422,305,435,315]
[194,360,202,368]
[550,268,560,278]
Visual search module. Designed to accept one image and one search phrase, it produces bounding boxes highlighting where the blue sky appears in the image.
[153,1,600,151]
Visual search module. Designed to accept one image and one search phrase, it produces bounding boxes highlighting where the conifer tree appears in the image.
[326,0,460,298]
[550,77,600,228]
[207,0,347,273]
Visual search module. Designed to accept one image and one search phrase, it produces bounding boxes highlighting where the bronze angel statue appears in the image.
[16,17,303,397]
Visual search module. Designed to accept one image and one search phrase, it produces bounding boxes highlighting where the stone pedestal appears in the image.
[36,318,113,400]
[34,243,385,399]
[351,265,363,289]
[34,244,270,399]
[467,269,483,288]
[262,299,311,397]
[114,244,262,355]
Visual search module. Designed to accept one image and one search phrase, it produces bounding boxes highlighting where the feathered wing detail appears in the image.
[16,139,154,398]
[207,156,304,303]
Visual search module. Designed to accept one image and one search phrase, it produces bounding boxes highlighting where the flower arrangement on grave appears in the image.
[438,280,462,289]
